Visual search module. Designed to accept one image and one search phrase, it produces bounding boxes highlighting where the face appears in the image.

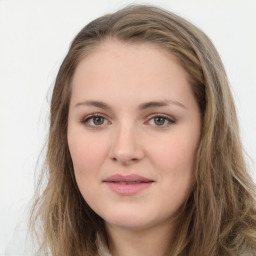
[68,39,201,232]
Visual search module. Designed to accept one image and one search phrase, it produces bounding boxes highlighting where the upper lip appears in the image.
[103,174,154,183]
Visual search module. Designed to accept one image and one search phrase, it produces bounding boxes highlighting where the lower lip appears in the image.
[105,182,153,195]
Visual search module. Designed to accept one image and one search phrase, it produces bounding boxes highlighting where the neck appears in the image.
[105,221,175,256]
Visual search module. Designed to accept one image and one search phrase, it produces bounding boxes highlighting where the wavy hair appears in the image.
[30,5,256,256]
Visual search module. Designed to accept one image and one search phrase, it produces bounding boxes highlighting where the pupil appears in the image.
[93,117,104,125]
[154,117,165,125]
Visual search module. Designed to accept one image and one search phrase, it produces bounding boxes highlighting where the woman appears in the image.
[30,5,256,256]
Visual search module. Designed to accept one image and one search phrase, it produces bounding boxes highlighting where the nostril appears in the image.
[111,157,118,162]
[111,155,139,165]
[109,135,144,164]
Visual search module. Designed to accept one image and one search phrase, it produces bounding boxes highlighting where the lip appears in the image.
[103,174,154,195]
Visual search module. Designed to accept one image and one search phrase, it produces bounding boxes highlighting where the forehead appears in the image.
[73,38,187,79]
[70,39,195,109]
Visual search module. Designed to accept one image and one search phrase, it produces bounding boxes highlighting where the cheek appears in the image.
[68,131,109,172]
[67,132,109,204]
[147,131,198,199]
[149,134,197,172]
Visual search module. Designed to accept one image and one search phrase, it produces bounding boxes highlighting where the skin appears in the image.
[68,39,201,256]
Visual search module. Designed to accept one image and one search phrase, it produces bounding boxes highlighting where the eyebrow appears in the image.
[75,100,111,110]
[74,99,186,110]
[138,100,186,110]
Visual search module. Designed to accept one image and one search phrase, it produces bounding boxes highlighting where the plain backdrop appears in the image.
[1,0,255,255]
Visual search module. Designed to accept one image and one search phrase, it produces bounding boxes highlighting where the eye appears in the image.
[147,114,175,127]
[81,114,109,127]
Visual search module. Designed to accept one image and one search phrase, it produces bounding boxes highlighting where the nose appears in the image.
[109,123,144,165]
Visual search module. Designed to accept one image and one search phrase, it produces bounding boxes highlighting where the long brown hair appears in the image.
[30,5,256,255]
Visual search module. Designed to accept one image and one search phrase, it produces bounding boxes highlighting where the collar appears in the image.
[96,233,112,256]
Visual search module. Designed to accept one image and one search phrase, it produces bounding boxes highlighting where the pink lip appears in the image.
[103,174,154,195]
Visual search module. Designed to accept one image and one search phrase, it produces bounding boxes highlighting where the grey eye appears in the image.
[154,116,166,126]
[82,115,108,127]
[93,116,105,125]
[147,115,175,127]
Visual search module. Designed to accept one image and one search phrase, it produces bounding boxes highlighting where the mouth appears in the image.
[103,174,154,195]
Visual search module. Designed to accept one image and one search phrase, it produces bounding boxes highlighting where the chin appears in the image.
[103,211,159,231]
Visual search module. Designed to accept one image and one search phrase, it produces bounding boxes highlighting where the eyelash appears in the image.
[147,114,175,128]
[81,113,110,128]
[81,113,175,128]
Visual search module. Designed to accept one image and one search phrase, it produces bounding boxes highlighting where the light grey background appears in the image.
[1,0,255,254]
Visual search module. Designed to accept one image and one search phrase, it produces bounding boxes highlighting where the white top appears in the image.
[96,234,112,256]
